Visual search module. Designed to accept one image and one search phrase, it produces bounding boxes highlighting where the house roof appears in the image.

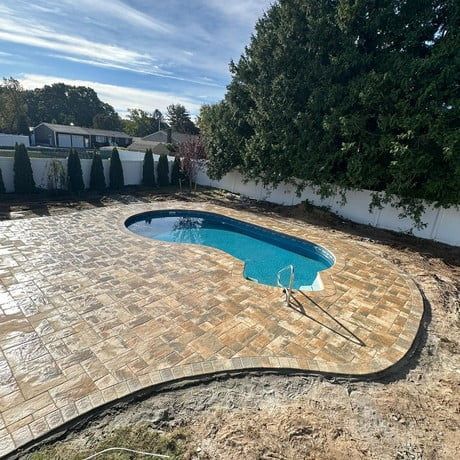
[126,140,172,155]
[142,130,197,144]
[35,123,132,139]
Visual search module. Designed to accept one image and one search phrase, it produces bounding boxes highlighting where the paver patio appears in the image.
[0,201,424,457]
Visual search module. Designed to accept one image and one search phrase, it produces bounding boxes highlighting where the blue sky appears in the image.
[0,0,272,117]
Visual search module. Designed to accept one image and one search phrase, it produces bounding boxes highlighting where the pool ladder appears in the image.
[277,265,295,306]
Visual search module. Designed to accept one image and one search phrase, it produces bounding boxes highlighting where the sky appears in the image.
[0,0,272,117]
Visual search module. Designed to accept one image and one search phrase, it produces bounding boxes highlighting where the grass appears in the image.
[26,425,188,460]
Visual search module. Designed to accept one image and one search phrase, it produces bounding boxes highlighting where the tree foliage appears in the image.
[200,0,460,221]
[157,154,170,187]
[93,112,122,131]
[13,143,35,193]
[142,149,156,187]
[170,156,181,186]
[90,152,106,191]
[24,83,120,128]
[122,109,167,137]
[166,104,198,134]
[67,149,85,193]
[0,78,30,134]
[109,148,124,190]
[178,137,207,189]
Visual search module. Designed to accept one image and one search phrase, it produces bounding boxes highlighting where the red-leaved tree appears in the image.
[178,136,206,190]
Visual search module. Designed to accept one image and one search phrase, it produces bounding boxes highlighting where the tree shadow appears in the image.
[287,291,366,347]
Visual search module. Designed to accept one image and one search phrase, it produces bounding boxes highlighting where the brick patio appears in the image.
[0,201,424,457]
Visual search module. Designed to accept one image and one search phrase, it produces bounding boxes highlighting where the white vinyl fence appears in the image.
[0,154,458,246]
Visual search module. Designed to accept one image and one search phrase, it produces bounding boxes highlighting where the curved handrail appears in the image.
[277,264,295,305]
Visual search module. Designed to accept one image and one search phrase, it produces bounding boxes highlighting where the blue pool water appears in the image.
[125,210,334,291]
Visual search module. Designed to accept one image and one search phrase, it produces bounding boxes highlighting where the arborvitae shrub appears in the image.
[170,156,181,186]
[67,149,85,193]
[181,158,190,186]
[0,167,5,194]
[90,152,106,191]
[157,154,169,187]
[142,149,155,186]
[13,143,35,193]
[109,147,124,190]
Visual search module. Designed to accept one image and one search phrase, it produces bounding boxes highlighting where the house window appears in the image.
[95,135,106,143]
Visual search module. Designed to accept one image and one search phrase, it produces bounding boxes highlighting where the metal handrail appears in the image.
[277,264,295,305]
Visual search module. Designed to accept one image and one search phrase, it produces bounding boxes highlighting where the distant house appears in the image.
[126,138,171,155]
[143,129,197,145]
[32,123,132,149]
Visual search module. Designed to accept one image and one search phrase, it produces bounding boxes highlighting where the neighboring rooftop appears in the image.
[126,139,171,155]
[143,129,197,144]
[34,122,132,139]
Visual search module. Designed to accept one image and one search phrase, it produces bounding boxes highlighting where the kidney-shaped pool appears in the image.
[125,210,335,291]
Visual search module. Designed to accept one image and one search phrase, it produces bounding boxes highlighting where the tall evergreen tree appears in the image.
[109,148,124,190]
[13,143,35,193]
[157,154,170,186]
[166,104,198,134]
[170,156,181,186]
[142,149,155,186]
[89,152,106,191]
[67,149,85,193]
[0,167,5,194]
[200,0,460,221]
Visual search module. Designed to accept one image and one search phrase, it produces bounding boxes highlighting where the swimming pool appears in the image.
[125,210,335,291]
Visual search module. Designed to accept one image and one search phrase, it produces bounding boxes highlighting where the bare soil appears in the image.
[3,188,459,460]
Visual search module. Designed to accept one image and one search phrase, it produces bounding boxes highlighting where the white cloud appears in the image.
[60,0,174,34]
[0,4,224,87]
[19,74,204,116]
[0,10,154,73]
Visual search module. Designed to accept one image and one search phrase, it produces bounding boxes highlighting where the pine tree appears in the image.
[157,154,169,187]
[89,152,106,191]
[109,147,124,189]
[13,143,35,193]
[170,156,181,186]
[67,149,85,193]
[0,167,5,194]
[142,149,155,186]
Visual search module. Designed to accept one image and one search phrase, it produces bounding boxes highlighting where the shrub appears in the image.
[170,156,181,186]
[46,159,66,193]
[13,143,35,193]
[109,147,124,189]
[0,167,5,194]
[178,137,206,190]
[157,154,169,187]
[181,158,190,186]
[142,149,155,186]
[67,149,84,193]
[90,152,106,191]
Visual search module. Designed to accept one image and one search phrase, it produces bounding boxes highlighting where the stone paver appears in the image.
[0,201,424,457]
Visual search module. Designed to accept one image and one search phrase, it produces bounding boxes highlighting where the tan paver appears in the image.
[0,201,424,456]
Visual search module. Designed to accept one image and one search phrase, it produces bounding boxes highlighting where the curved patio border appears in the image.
[0,201,424,458]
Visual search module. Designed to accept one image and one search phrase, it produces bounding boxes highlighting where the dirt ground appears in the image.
[2,188,459,460]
